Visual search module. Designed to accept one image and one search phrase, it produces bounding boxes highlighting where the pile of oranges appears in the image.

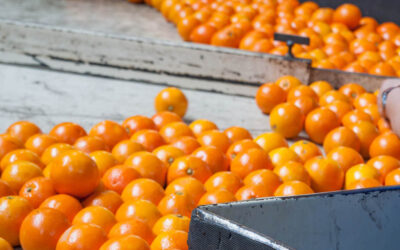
[132,0,400,77]
[0,80,400,250]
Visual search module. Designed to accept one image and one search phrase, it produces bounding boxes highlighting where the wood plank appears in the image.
[0,64,270,136]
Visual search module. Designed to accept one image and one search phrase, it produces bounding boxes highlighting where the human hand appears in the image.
[378,79,400,136]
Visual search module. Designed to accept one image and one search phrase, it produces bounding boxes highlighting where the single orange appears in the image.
[167,155,212,184]
[349,121,379,158]
[274,181,314,196]
[39,194,82,223]
[275,75,302,94]
[112,140,145,163]
[73,136,109,153]
[56,224,108,250]
[1,161,43,193]
[108,219,154,245]
[326,146,364,173]
[124,152,167,187]
[0,149,43,171]
[122,115,156,136]
[154,87,188,117]
[150,230,188,250]
[72,206,116,233]
[323,126,361,153]
[157,192,195,218]
[197,130,231,153]
[50,150,99,198]
[289,140,322,163]
[269,147,302,167]
[309,80,333,97]
[305,107,341,144]
[6,121,41,144]
[159,122,194,144]
[192,146,229,173]
[345,164,382,188]
[274,161,311,185]
[89,120,129,149]
[243,169,282,192]
[198,189,236,205]
[82,190,123,214]
[153,145,185,166]
[20,207,70,250]
[115,199,162,228]
[189,119,218,137]
[151,111,182,130]
[19,177,55,208]
[325,100,353,121]
[270,103,304,139]
[305,156,344,192]
[49,122,87,145]
[369,132,400,160]
[319,90,350,106]
[333,3,361,30]
[339,83,366,100]
[121,178,165,205]
[165,176,206,204]
[226,139,261,164]
[41,143,74,165]
[131,129,166,152]
[171,136,201,155]
[255,83,287,114]
[253,132,288,154]
[235,184,274,200]
[385,168,400,186]
[205,171,243,194]
[153,214,190,235]
[223,126,253,143]
[102,165,140,194]
[231,148,273,179]
[367,155,400,180]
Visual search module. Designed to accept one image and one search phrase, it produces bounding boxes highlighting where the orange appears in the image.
[333,4,361,30]
[289,140,322,163]
[205,171,243,194]
[56,224,108,250]
[0,196,33,246]
[102,165,140,194]
[323,126,361,153]
[165,177,205,204]
[344,62,367,73]
[50,150,99,198]
[353,93,377,110]
[326,100,353,121]
[189,119,218,137]
[39,194,82,223]
[357,51,382,71]
[108,219,154,245]
[1,161,42,193]
[311,8,334,24]
[346,178,382,190]
[159,122,194,144]
[150,230,188,250]
[90,150,118,177]
[122,178,165,205]
[231,148,273,179]
[362,105,380,124]
[192,146,229,173]
[41,143,74,165]
[349,121,379,158]
[270,103,304,139]
[0,149,43,171]
[157,192,195,218]
[287,85,318,102]
[309,81,333,98]
[167,155,212,184]
[367,156,400,180]
[239,30,269,50]
[0,134,22,160]
[254,132,288,154]
[152,111,182,130]
[24,134,59,156]
[377,118,391,133]
[226,139,261,163]
[255,83,287,114]
[369,62,397,77]
[210,25,244,48]
[275,75,302,94]
[385,168,400,186]
[339,83,366,100]
[235,184,274,200]
[124,152,167,186]
[0,180,14,197]
[19,177,55,208]
[305,107,340,144]
[100,235,150,250]
[342,109,373,127]
[319,90,350,106]
[198,189,236,205]
[345,164,382,188]
[154,87,188,118]
[0,237,12,250]
[6,121,41,144]
[122,115,156,136]
[290,96,318,116]
[82,190,123,214]
[89,120,129,149]
[171,136,201,155]
[269,147,302,167]
[223,126,252,143]
[274,181,314,196]
[305,156,344,192]
[73,136,108,153]
[49,122,86,145]
[112,140,145,163]
[274,161,311,185]
[115,199,162,228]
[20,207,70,250]
[369,132,400,160]
[243,169,282,192]
[153,214,190,235]
[190,23,217,44]
[131,130,166,152]
[178,16,201,41]
[153,145,185,166]
[360,17,378,30]
[72,206,116,233]
[326,146,364,173]
[197,130,231,153]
